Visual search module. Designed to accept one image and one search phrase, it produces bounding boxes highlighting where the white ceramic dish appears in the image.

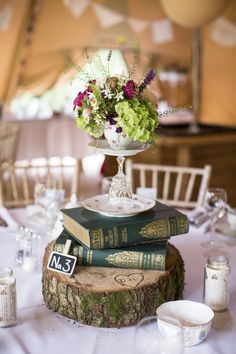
[88,139,150,156]
[156,300,214,347]
[82,194,156,217]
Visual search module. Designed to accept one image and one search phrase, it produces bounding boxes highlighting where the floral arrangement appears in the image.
[73,50,159,144]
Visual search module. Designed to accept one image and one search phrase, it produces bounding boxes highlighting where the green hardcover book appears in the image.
[61,201,189,250]
[54,229,168,271]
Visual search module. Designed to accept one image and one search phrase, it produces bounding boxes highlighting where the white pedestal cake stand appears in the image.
[83,140,156,217]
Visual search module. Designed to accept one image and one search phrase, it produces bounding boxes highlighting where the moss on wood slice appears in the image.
[42,241,184,328]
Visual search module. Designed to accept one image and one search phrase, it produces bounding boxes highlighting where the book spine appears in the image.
[88,215,188,249]
[54,236,167,271]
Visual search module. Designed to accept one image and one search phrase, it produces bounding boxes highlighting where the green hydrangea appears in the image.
[76,116,103,138]
[115,98,158,143]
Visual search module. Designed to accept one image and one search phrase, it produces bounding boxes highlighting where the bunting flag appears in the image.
[62,1,175,42]
[126,18,149,33]
[63,0,90,18]
[151,19,174,44]
[211,17,236,47]
[0,5,12,31]
[92,3,124,29]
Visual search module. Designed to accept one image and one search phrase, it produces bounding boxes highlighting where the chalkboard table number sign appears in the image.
[47,239,77,276]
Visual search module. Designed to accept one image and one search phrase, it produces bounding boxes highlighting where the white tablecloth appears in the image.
[0,209,235,354]
[15,116,93,160]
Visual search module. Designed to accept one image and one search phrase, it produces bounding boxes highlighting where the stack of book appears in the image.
[54,201,189,271]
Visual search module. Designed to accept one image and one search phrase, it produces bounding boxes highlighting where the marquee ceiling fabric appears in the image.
[0,0,235,125]
[0,0,192,104]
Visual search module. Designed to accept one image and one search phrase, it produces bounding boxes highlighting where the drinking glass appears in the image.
[133,316,184,354]
[34,180,57,209]
[34,179,61,229]
[201,188,227,248]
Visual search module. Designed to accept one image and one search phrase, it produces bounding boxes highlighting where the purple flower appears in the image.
[105,116,117,125]
[138,69,156,93]
[116,127,122,133]
[73,92,85,110]
[123,80,136,99]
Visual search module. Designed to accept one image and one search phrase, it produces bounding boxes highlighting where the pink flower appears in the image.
[84,80,96,95]
[123,80,136,99]
[73,92,85,110]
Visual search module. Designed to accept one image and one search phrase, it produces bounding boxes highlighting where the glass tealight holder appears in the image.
[22,229,41,273]
[14,226,26,267]
[0,266,17,327]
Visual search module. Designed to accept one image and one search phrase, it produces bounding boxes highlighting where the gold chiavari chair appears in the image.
[0,121,20,164]
[0,157,82,208]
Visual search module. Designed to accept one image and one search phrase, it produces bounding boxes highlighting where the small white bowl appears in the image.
[156,300,214,347]
[228,212,236,230]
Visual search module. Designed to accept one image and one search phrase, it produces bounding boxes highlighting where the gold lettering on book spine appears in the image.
[106,251,165,269]
[152,254,165,270]
[90,228,104,249]
[140,220,170,239]
[179,216,189,233]
[106,251,140,268]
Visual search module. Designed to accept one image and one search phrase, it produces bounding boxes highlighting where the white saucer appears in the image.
[89,140,150,156]
[82,194,156,217]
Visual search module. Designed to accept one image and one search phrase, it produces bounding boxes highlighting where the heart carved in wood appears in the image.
[114,273,144,288]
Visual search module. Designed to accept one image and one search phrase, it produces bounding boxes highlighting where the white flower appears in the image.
[88,93,99,110]
[115,91,124,101]
[102,88,113,99]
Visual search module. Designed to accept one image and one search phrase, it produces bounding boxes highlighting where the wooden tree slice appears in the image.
[42,241,184,328]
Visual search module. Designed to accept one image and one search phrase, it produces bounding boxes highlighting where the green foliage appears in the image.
[115,98,158,143]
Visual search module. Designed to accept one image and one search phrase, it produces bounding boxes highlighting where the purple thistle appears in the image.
[138,69,156,93]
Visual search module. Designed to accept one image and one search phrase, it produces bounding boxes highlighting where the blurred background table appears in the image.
[14,116,93,160]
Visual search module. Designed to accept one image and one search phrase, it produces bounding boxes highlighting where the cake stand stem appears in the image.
[108,155,133,204]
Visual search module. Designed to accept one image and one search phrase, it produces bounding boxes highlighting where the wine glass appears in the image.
[201,188,227,248]
[133,316,184,354]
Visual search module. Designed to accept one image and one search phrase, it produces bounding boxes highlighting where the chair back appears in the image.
[0,121,20,163]
[125,160,212,209]
[0,157,82,208]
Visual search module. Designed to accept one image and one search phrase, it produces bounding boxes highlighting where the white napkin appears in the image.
[0,207,18,231]
[186,206,211,233]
